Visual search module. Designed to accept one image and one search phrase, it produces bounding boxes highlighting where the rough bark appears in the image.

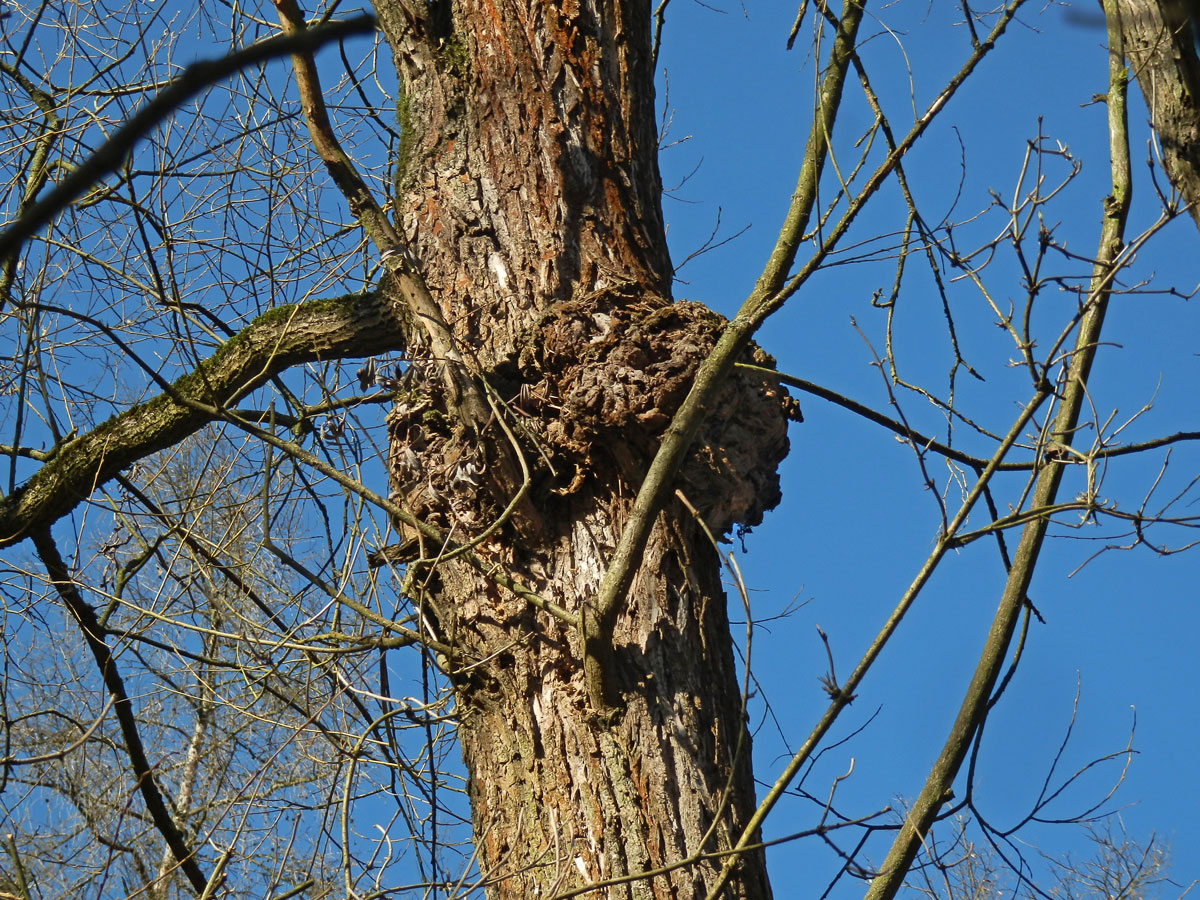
[373,2,795,898]
[1117,0,1200,231]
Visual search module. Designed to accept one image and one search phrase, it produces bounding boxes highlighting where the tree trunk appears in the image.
[1118,0,1200,231]
[373,2,793,897]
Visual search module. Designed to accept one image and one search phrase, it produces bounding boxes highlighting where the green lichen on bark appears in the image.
[0,291,403,548]
[393,90,416,196]
[435,34,470,79]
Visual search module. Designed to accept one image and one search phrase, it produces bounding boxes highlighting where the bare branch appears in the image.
[0,15,378,263]
[31,527,210,895]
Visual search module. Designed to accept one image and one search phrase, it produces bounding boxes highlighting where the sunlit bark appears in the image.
[372,2,792,897]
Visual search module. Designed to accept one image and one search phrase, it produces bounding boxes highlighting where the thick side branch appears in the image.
[0,292,404,548]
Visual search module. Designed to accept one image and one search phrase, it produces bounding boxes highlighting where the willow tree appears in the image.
[0,2,1195,900]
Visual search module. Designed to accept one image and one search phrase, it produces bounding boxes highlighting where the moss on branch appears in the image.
[0,291,406,548]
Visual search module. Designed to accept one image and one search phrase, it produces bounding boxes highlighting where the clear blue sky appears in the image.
[656,2,1198,895]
